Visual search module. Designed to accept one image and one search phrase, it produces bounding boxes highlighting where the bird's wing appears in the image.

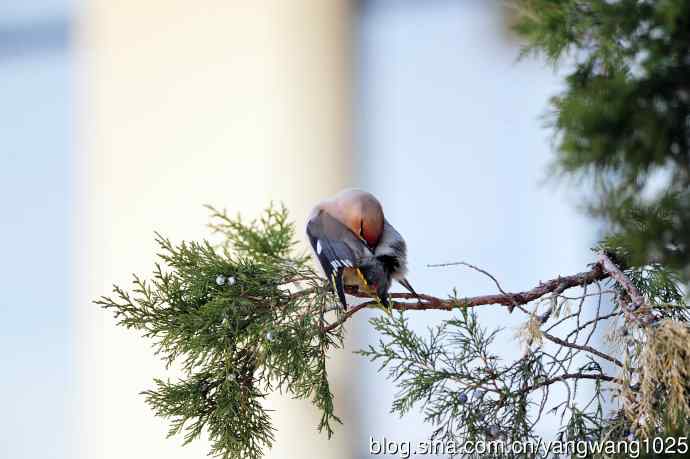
[306,210,371,308]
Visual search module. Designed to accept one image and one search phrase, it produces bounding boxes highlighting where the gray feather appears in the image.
[306,210,372,308]
[374,219,408,279]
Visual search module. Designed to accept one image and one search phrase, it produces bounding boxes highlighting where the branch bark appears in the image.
[598,251,652,326]
[323,262,609,332]
[598,251,644,305]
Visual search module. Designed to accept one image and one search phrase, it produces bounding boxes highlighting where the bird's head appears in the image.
[334,189,384,249]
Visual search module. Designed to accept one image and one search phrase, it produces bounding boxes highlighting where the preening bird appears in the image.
[306,189,418,309]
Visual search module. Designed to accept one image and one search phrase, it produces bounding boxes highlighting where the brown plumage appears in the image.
[315,189,384,248]
[306,188,418,309]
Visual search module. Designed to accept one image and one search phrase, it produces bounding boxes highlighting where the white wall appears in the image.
[75,2,355,458]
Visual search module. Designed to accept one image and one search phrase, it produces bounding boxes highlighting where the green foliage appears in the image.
[360,256,689,456]
[97,203,690,458]
[205,204,298,264]
[359,310,536,445]
[97,205,343,459]
[515,0,690,280]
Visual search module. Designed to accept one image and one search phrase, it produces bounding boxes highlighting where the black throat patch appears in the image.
[377,255,399,273]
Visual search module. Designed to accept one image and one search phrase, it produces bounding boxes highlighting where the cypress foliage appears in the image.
[97,206,343,459]
[515,0,690,280]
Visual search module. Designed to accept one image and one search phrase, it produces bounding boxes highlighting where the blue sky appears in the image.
[354,1,594,453]
[0,1,73,457]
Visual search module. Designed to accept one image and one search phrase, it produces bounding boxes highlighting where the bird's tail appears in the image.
[398,277,422,304]
[330,270,348,310]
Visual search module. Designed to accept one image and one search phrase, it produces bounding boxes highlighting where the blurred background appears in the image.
[0,1,596,458]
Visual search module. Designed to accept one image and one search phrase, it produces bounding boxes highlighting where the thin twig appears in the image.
[321,262,609,332]
[541,330,624,368]
[516,372,617,396]
[565,312,619,342]
[428,261,520,311]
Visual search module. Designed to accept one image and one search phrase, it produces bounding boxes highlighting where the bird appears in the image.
[306,188,418,309]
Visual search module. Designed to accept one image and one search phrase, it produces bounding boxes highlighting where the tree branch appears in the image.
[322,262,609,332]
[598,251,653,327]
[541,330,624,368]
[598,251,644,305]
[516,372,617,396]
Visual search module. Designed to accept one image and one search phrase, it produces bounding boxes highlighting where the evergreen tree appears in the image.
[515,0,690,280]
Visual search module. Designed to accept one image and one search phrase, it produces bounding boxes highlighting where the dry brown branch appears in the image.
[322,262,609,332]
[598,251,645,305]
[598,251,654,327]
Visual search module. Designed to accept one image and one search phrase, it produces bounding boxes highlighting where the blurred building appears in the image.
[76,2,355,459]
